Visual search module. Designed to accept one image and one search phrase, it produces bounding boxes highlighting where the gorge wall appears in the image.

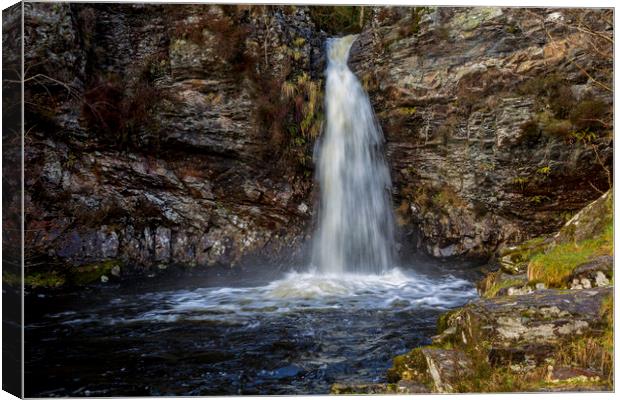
[22,4,612,280]
[349,7,612,259]
[24,3,324,277]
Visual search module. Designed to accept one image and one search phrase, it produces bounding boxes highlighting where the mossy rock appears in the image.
[388,346,473,393]
[387,347,434,386]
[477,270,528,298]
[70,259,121,285]
[498,236,549,275]
[24,271,66,288]
[553,190,612,245]
[437,308,462,333]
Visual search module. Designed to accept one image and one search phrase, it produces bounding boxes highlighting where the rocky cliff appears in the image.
[349,7,612,259]
[21,5,612,284]
[24,3,325,283]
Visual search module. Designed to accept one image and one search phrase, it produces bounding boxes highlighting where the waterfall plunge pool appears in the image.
[25,261,481,396]
[26,36,483,397]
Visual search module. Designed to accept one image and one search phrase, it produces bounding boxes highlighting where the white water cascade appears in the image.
[311,35,395,275]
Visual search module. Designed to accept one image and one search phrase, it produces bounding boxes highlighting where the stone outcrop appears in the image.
[350,7,612,258]
[383,287,612,393]
[24,3,323,277]
[443,287,611,351]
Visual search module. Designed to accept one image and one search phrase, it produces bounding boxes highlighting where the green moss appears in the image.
[528,220,613,287]
[511,176,529,190]
[24,271,66,288]
[71,259,121,285]
[437,309,460,333]
[292,37,305,47]
[387,347,433,385]
[528,195,551,205]
[396,106,416,116]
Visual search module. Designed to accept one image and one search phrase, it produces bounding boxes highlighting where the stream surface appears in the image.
[25,261,480,396]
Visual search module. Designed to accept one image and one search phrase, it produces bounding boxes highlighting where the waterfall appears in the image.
[311,35,395,275]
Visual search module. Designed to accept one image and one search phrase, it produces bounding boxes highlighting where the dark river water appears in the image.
[25,261,481,396]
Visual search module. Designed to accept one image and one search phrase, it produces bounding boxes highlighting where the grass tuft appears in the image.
[527,221,612,287]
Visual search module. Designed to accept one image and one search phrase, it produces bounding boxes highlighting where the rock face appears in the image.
[349,7,612,258]
[23,5,612,278]
[24,3,324,274]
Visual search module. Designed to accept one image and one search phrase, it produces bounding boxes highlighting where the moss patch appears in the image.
[386,347,433,386]
[70,259,121,285]
[24,271,66,288]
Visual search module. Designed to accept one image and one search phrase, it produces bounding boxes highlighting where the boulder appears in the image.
[387,347,473,393]
[438,287,612,367]
[553,191,612,245]
[570,255,613,286]
[423,348,473,393]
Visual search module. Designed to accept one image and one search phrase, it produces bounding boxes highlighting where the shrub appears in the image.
[518,119,540,143]
[569,99,609,132]
[511,176,529,190]
[171,7,252,70]
[519,74,576,119]
[308,6,371,34]
[82,54,166,151]
[542,118,572,138]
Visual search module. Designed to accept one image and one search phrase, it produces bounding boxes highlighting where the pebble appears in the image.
[100,275,109,283]
[595,271,609,287]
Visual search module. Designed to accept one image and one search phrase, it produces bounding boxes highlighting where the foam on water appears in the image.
[75,268,477,325]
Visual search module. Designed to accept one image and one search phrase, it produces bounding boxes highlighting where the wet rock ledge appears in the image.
[334,190,613,393]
